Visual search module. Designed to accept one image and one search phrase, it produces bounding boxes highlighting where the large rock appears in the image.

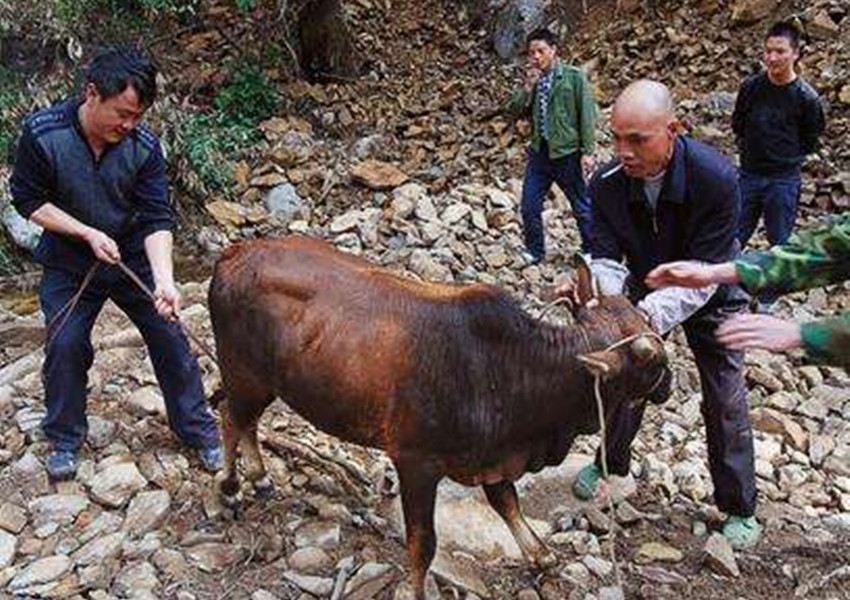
[88,462,148,508]
[703,533,739,577]
[266,182,309,225]
[185,543,249,573]
[0,502,27,534]
[7,555,72,592]
[492,0,547,60]
[0,530,16,569]
[1,204,41,251]
[28,494,89,528]
[72,531,126,567]
[350,160,409,190]
[124,490,171,537]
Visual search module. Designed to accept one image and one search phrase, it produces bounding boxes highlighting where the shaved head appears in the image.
[610,79,679,179]
[613,80,675,127]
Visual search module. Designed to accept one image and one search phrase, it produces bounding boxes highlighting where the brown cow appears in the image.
[208,236,670,599]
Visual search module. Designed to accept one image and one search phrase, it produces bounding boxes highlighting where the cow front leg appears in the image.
[396,460,440,600]
[483,481,556,568]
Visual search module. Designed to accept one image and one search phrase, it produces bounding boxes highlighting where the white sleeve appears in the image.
[637,285,718,334]
[590,258,629,296]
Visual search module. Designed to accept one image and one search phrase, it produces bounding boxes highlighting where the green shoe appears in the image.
[722,516,761,549]
[573,463,603,501]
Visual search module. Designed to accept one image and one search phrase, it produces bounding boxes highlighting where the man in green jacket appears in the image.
[506,28,597,263]
[645,213,849,368]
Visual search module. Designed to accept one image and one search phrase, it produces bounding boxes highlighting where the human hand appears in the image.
[153,280,181,321]
[83,228,121,264]
[645,261,738,289]
[581,155,595,181]
[716,314,803,352]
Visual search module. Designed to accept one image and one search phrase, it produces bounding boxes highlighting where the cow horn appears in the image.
[631,335,655,362]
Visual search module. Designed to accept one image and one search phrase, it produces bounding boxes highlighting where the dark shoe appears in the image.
[199,445,223,473]
[46,450,79,480]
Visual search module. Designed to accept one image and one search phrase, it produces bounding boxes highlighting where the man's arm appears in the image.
[576,69,596,159]
[136,133,179,319]
[11,120,120,263]
[799,89,826,156]
[731,77,752,141]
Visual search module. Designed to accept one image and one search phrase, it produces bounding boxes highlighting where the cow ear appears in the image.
[574,253,598,306]
[577,349,622,380]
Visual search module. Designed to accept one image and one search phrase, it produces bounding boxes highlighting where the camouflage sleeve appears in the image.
[800,313,850,370]
[735,213,850,296]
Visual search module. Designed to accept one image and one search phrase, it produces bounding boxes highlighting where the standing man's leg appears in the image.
[109,257,221,467]
[39,267,108,478]
[553,151,593,254]
[736,171,766,248]
[761,175,801,246]
[521,145,553,262]
[684,299,759,548]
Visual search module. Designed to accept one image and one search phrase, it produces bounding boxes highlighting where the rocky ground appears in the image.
[0,0,849,598]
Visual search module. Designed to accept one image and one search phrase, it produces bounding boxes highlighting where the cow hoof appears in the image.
[253,477,275,500]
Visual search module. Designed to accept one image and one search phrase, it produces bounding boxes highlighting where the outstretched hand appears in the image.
[645,261,737,290]
[716,314,803,352]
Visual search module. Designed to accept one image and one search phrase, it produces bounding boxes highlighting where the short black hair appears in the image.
[766,21,801,50]
[85,48,158,107]
[527,28,558,48]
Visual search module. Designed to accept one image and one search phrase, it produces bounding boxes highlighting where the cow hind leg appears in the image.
[483,481,556,568]
[216,382,273,508]
[241,420,274,499]
[396,460,440,600]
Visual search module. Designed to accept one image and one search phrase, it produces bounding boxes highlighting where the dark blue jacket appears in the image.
[590,136,741,300]
[10,99,173,274]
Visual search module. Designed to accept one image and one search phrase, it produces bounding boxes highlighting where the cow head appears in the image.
[571,256,672,406]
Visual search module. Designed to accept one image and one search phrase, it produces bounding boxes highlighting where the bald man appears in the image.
[571,80,760,548]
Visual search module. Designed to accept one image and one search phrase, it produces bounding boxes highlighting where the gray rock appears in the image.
[492,0,547,59]
[10,453,50,498]
[283,571,335,596]
[124,490,170,536]
[2,204,41,251]
[251,591,279,600]
[294,521,341,551]
[112,560,159,597]
[152,548,189,579]
[88,462,148,508]
[128,387,166,417]
[186,542,249,573]
[287,546,332,574]
[599,586,626,600]
[86,416,117,449]
[266,183,309,225]
[582,555,613,578]
[28,494,89,528]
[344,561,398,600]
[703,533,739,577]
[73,532,126,567]
[7,555,72,591]
[0,530,16,569]
[559,561,591,587]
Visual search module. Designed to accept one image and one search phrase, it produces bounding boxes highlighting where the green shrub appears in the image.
[180,62,278,194]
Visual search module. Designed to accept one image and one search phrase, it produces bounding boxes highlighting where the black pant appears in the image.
[596,293,757,517]
[39,255,220,453]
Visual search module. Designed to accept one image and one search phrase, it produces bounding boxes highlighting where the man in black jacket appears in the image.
[11,48,222,479]
[569,80,760,548]
[733,21,825,250]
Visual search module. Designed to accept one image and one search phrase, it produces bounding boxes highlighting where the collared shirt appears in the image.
[10,99,173,273]
[589,137,741,333]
